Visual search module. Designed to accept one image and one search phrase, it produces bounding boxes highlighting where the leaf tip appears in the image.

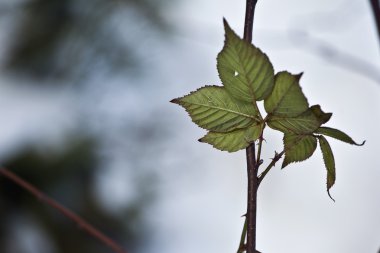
[222,18,238,41]
[356,140,366,146]
[281,160,288,169]
[170,98,180,104]
[223,18,231,31]
[296,72,304,80]
[327,190,336,202]
[222,17,227,25]
[324,113,333,124]
[310,104,332,124]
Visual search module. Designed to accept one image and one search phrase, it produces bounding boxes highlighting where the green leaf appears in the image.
[199,124,262,152]
[282,133,318,168]
[267,105,331,134]
[318,135,336,201]
[310,105,332,124]
[267,108,320,134]
[217,19,274,102]
[171,86,259,132]
[316,127,365,146]
[264,71,309,117]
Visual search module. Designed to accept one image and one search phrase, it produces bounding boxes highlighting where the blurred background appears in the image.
[0,0,379,253]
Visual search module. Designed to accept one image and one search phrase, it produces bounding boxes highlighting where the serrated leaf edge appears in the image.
[317,135,336,202]
[199,124,261,153]
[171,85,261,132]
[264,71,308,116]
[281,134,318,169]
[218,19,274,102]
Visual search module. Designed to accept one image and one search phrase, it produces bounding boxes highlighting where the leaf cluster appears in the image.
[171,19,364,198]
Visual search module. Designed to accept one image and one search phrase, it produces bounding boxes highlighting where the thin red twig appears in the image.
[0,167,128,253]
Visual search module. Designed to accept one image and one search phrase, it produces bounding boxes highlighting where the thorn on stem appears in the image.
[257,136,266,143]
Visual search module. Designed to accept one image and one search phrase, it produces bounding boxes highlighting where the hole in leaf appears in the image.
[234,71,239,77]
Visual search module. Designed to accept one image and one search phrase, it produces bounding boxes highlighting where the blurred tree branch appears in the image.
[0,167,129,253]
[289,29,380,84]
[369,0,380,47]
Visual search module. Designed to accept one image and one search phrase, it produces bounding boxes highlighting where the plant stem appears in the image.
[243,0,258,43]
[0,167,128,253]
[238,147,282,252]
[246,144,258,253]
[243,1,259,253]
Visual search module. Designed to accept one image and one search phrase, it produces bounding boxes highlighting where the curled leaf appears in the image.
[316,127,365,146]
[318,135,336,201]
[310,105,332,124]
